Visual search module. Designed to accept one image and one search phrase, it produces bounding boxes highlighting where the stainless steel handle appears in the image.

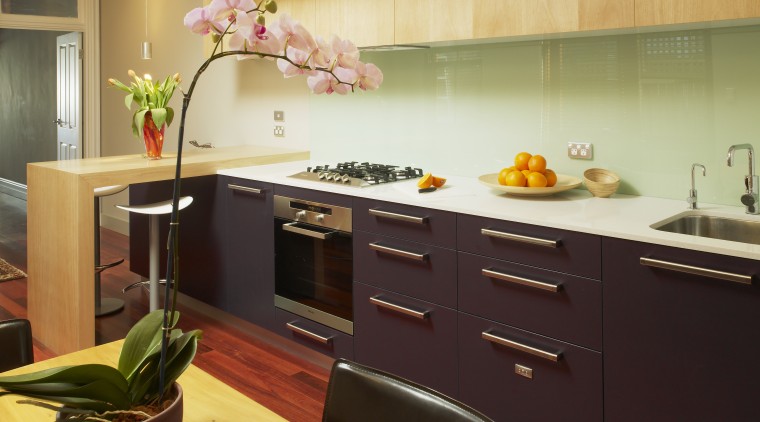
[482,268,561,293]
[286,322,333,344]
[640,257,753,285]
[282,222,335,240]
[369,242,428,262]
[228,184,263,195]
[370,295,430,319]
[369,208,428,225]
[482,331,562,362]
[481,228,559,248]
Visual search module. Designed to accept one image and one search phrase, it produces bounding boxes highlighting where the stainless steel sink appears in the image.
[651,212,760,245]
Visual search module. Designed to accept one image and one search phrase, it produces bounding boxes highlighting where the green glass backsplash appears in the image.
[309,25,760,206]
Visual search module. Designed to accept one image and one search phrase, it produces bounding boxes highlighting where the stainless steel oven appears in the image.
[274,195,353,334]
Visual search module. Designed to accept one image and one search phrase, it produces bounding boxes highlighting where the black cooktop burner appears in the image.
[304,162,424,185]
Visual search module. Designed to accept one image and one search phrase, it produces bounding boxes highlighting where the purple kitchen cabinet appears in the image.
[273,308,354,359]
[458,251,602,351]
[458,214,601,280]
[603,237,760,421]
[458,312,602,422]
[353,197,457,248]
[353,281,458,398]
[224,177,276,330]
[353,230,457,308]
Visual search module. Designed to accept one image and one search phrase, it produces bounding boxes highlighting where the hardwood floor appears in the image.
[0,192,330,421]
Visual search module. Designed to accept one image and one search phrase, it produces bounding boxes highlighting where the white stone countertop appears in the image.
[220,161,760,261]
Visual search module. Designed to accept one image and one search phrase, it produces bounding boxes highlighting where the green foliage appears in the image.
[0,310,201,419]
[108,72,181,139]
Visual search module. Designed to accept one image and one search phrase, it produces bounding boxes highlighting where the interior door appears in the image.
[56,32,82,160]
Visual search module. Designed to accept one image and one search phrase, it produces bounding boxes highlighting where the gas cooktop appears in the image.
[288,162,424,187]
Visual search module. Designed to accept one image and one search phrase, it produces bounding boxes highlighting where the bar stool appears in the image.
[94,185,128,317]
[117,196,193,311]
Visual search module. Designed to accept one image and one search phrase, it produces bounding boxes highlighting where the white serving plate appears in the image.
[478,173,582,196]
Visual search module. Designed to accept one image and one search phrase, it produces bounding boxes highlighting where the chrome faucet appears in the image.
[687,163,706,209]
[727,144,759,214]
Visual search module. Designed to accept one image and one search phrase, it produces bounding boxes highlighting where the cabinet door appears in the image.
[273,308,354,359]
[459,312,602,422]
[635,0,760,26]
[315,0,394,47]
[394,0,473,44]
[603,237,760,421]
[225,177,275,330]
[354,282,458,398]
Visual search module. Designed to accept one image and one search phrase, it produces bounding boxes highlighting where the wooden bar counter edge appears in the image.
[26,145,309,355]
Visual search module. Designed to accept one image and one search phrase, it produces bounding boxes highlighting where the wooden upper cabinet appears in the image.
[635,0,760,26]
[396,0,634,44]
[274,0,315,31]
[315,0,395,47]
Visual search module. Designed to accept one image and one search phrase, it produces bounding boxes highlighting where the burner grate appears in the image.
[305,162,423,185]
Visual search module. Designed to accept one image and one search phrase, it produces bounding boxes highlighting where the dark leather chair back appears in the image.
[0,318,34,372]
[322,359,493,422]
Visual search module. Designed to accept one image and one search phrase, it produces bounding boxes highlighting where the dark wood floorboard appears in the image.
[0,192,330,421]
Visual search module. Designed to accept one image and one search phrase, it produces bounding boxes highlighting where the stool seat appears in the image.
[118,196,193,312]
[116,196,193,215]
[95,185,127,197]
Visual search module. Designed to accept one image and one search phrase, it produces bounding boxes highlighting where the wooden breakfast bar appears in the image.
[26,145,309,355]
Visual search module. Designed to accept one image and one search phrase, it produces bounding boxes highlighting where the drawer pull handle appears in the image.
[481,228,559,248]
[228,184,263,195]
[370,295,430,319]
[286,322,334,344]
[482,268,562,293]
[369,242,428,262]
[640,257,752,285]
[481,330,562,362]
[283,222,335,240]
[369,208,428,225]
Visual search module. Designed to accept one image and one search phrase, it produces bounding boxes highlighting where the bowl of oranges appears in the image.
[478,152,582,196]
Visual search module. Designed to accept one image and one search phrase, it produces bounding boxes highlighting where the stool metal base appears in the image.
[95,297,125,317]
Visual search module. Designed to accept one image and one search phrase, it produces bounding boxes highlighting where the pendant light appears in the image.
[141,0,152,60]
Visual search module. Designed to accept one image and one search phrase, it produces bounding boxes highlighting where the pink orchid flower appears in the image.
[269,14,316,52]
[277,48,316,78]
[354,61,383,91]
[229,10,281,54]
[305,36,332,69]
[307,67,357,95]
[184,6,225,35]
[330,35,360,69]
[209,0,256,22]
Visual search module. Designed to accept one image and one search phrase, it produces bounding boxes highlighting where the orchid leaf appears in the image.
[0,364,127,393]
[151,108,167,129]
[124,93,134,110]
[0,379,131,410]
[119,309,178,382]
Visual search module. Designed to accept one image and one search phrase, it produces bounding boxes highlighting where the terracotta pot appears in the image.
[142,112,165,160]
[55,383,183,421]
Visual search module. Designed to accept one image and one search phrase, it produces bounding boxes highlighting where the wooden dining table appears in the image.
[0,340,286,421]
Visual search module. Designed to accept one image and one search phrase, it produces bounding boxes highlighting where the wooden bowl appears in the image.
[583,168,620,198]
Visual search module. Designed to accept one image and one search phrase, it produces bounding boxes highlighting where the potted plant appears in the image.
[0,0,382,420]
[108,72,181,160]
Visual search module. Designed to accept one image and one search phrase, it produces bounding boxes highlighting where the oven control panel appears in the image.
[274,195,352,233]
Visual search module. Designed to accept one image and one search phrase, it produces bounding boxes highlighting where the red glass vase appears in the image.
[143,112,165,160]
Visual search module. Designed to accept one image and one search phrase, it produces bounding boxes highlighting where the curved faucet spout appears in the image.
[727,143,755,175]
[727,143,759,214]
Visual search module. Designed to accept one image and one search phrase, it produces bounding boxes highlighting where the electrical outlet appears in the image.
[568,142,593,160]
[274,110,284,122]
[274,125,285,137]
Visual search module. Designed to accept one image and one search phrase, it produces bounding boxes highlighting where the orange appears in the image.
[544,169,558,187]
[527,172,548,188]
[514,152,532,171]
[497,167,515,185]
[432,176,447,188]
[505,170,527,187]
[521,169,532,179]
[417,173,433,189]
[528,155,547,173]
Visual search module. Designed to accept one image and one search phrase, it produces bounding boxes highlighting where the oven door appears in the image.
[274,218,353,334]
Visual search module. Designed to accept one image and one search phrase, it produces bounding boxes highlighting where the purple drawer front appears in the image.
[353,230,457,308]
[273,308,354,360]
[457,214,601,279]
[458,252,602,351]
[353,197,456,248]
[458,312,602,422]
[353,282,459,398]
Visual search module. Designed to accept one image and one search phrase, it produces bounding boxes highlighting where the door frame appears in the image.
[0,0,100,158]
